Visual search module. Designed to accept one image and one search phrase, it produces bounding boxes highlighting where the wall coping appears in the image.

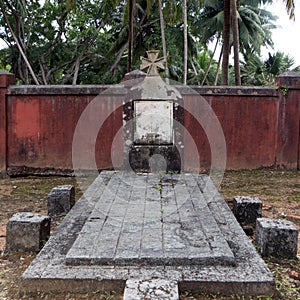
[189,86,278,97]
[8,84,278,97]
[8,85,113,95]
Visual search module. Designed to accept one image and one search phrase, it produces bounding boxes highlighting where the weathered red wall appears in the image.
[0,72,15,176]
[183,88,279,170]
[6,86,124,175]
[0,72,299,175]
[275,74,300,169]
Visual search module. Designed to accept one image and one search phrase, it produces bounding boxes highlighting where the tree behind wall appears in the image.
[0,0,291,85]
[231,0,241,85]
[221,0,230,85]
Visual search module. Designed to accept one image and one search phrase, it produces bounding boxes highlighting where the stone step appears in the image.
[123,279,179,300]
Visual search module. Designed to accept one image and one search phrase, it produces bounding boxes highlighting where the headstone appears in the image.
[123,50,184,173]
[256,218,298,259]
[6,212,51,252]
[233,196,262,225]
[47,185,75,217]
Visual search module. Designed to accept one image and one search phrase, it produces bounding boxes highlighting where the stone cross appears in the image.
[140,50,165,76]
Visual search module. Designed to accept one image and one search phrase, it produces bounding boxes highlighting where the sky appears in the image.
[262,2,300,67]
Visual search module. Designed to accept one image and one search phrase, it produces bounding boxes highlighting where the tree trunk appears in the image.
[128,0,135,72]
[158,0,169,78]
[72,58,81,85]
[39,61,48,85]
[72,40,93,85]
[221,0,230,85]
[231,0,241,85]
[189,57,200,85]
[0,3,40,84]
[183,0,188,85]
[108,41,129,73]
[202,37,219,85]
[214,45,223,85]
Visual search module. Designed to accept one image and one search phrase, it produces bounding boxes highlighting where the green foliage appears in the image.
[0,47,11,71]
[241,51,300,85]
[193,0,276,56]
[280,85,289,96]
[0,0,296,85]
[268,259,300,299]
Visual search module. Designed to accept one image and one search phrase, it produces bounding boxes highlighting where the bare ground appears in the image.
[0,170,299,299]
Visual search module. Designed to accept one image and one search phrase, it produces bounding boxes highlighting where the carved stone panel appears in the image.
[134,100,173,145]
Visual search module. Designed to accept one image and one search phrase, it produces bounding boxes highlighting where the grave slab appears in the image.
[21,171,275,297]
[66,172,235,267]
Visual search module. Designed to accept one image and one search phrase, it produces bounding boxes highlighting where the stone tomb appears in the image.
[21,55,274,297]
[21,171,274,297]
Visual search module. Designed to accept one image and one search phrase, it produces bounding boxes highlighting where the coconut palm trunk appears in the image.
[202,37,219,85]
[221,0,230,85]
[128,0,135,72]
[158,0,169,78]
[231,0,241,85]
[183,0,188,85]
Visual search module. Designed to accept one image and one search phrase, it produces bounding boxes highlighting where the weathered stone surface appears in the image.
[233,196,262,225]
[123,279,179,300]
[6,212,50,252]
[256,218,298,259]
[128,145,181,173]
[21,171,275,297]
[47,185,75,217]
[66,173,235,267]
[134,101,173,144]
[123,69,146,81]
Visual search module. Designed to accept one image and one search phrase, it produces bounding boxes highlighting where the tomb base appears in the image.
[21,171,275,297]
[128,145,181,173]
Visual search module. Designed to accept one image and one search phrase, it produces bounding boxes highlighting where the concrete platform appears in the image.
[21,171,275,297]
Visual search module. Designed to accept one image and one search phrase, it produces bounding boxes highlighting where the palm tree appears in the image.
[194,0,276,85]
[241,51,300,85]
[265,51,298,75]
[284,0,295,19]
[238,5,276,54]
